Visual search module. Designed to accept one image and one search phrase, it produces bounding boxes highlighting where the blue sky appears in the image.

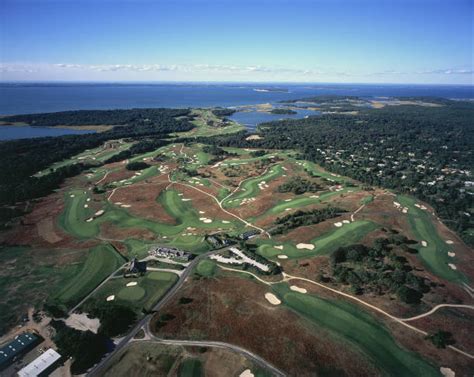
[0,0,472,83]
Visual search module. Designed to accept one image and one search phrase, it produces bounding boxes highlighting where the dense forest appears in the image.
[196,99,474,245]
[0,108,193,226]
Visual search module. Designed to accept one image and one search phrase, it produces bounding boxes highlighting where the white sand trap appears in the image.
[87,198,91,202]
[203,219,212,223]
[84,204,88,208]
[440,367,455,377]
[446,240,454,245]
[126,281,137,287]
[448,264,457,270]
[70,194,75,198]
[178,193,183,196]
[285,208,291,211]
[448,252,455,257]
[222,220,230,224]
[240,369,254,377]
[95,210,105,216]
[277,255,288,259]
[121,204,132,208]
[421,241,428,247]
[65,313,100,334]
[334,222,343,227]
[86,218,93,222]
[274,245,284,250]
[106,295,115,302]
[290,285,307,294]
[310,195,319,198]
[199,211,205,214]
[296,243,315,250]
[115,202,122,205]
[199,217,206,221]
[285,198,292,202]
[342,220,350,224]
[182,198,192,201]
[265,293,281,305]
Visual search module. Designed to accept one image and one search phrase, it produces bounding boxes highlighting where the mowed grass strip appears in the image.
[59,190,97,238]
[397,195,466,283]
[53,244,126,307]
[178,358,203,377]
[257,220,378,259]
[273,285,439,377]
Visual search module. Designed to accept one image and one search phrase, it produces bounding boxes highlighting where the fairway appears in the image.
[195,259,217,277]
[398,195,467,283]
[272,284,439,377]
[257,220,378,259]
[53,244,126,307]
[178,358,203,377]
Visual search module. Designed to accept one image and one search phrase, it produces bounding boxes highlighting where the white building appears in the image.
[18,348,61,377]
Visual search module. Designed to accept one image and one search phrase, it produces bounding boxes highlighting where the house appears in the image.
[0,332,41,371]
[17,348,61,377]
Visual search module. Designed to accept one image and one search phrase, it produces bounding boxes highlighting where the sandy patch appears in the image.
[448,252,455,257]
[265,293,281,305]
[290,285,307,294]
[445,240,454,245]
[334,222,343,227]
[106,295,115,301]
[440,367,455,377]
[126,281,138,287]
[199,211,206,214]
[86,218,93,222]
[239,369,255,377]
[65,313,100,334]
[182,198,192,201]
[95,209,105,217]
[84,204,88,208]
[70,194,75,198]
[274,245,284,250]
[87,198,91,202]
[222,220,230,224]
[342,220,350,224]
[277,255,288,259]
[121,204,132,208]
[421,241,428,247]
[245,135,263,141]
[296,243,314,250]
[448,264,457,270]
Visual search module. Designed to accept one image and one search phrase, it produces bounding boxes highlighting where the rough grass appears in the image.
[178,358,203,377]
[53,244,125,307]
[273,284,439,377]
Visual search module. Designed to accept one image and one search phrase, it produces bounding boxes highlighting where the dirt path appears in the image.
[400,304,474,322]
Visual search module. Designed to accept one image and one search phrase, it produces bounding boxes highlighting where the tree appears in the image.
[426,330,455,349]
[396,286,423,304]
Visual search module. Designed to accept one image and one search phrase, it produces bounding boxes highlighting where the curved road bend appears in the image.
[140,337,286,377]
[87,248,227,377]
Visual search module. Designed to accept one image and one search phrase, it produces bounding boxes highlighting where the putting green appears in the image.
[257,220,378,259]
[273,284,438,377]
[397,195,467,283]
[53,244,125,307]
[118,286,146,301]
[195,259,217,277]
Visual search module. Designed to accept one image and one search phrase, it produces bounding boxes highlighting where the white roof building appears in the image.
[17,348,61,377]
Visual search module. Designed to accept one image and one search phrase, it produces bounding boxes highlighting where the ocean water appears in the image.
[0,83,472,140]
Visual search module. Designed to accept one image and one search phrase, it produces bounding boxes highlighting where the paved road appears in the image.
[142,337,286,377]
[87,248,226,377]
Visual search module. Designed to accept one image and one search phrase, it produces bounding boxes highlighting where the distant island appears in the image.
[254,88,289,93]
[270,108,297,115]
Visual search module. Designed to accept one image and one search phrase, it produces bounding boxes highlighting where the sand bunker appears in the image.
[182,198,192,201]
[95,209,105,217]
[334,222,343,227]
[87,198,91,202]
[448,264,457,270]
[448,252,455,257]
[126,281,138,287]
[65,313,100,334]
[239,369,255,377]
[310,195,319,198]
[70,194,75,198]
[296,243,315,250]
[84,204,88,208]
[121,204,132,208]
[290,285,307,294]
[440,367,455,377]
[285,198,292,202]
[106,295,115,302]
[342,220,350,224]
[277,255,288,259]
[86,218,93,222]
[265,293,281,305]
[274,245,284,250]
[421,241,428,247]
[446,240,454,245]
[222,220,230,224]
[199,211,205,214]
[199,217,213,223]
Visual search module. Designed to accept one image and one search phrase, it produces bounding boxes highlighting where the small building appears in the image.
[17,348,62,377]
[124,257,147,277]
[238,230,261,241]
[148,246,192,261]
[0,332,42,371]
